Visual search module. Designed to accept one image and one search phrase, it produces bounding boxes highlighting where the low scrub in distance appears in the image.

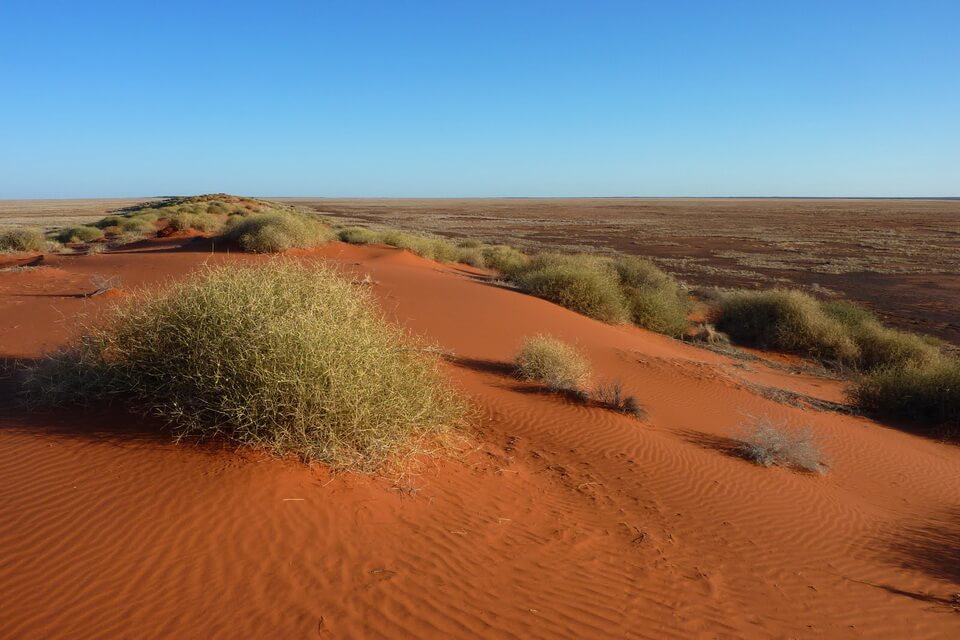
[24,261,467,469]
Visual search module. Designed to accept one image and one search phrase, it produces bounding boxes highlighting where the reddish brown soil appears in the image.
[1,237,958,638]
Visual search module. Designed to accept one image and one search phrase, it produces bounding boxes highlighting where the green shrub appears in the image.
[613,256,690,336]
[0,227,50,252]
[118,216,157,236]
[56,225,104,243]
[738,417,825,473]
[853,358,960,427]
[455,247,486,268]
[24,262,466,469]
[94,215,125,230]
[852,323,941,371]
[625,286,690,336]
[481,244,530,276]
[220,213,334,253]
[714,289,859,364]
[514,335,592,392]
[380,230,459,262]
[338,226,382,244]
[512,253,630,323]
[167,212,223,233]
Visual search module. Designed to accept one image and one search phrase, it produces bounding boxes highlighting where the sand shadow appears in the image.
[0,356,183,448]
[107,236,222,255]
[881,506,960,585]
[677,428,748,460]
[447,356,516,377]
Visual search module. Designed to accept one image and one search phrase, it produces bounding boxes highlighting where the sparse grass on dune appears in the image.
[0,227,52,253]
[24,261,467,470]
[514,335,592,393]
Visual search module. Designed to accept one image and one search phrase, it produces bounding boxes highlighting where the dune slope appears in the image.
[1,238,958,639]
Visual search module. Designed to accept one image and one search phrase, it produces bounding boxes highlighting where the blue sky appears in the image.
[1,0,957,197]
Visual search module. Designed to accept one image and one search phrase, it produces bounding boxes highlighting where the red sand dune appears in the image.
[1,238,958,638]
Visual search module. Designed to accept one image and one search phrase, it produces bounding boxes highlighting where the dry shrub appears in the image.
[24,261,467,470]
[738,417,825,473]
[0,227,50,253]
[594,380,645,418]
[514,335,592,392]
[220,212,334,253]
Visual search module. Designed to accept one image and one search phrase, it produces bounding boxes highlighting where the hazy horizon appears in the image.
[2,1,958,198]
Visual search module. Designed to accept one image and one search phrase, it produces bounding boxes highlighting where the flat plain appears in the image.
[286,197,960,346]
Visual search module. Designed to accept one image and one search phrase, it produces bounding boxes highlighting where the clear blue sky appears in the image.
[1,0,957,198]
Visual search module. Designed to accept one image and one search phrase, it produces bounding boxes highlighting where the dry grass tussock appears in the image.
[0,227,58,253]
[24,261,468,470]
[514,335,592,393]
[737,417,826,473]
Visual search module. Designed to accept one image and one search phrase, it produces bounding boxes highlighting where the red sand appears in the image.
[1,238,958,638]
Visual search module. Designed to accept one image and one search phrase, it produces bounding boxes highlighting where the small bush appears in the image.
[24,261,466,469]
[612,256,690,335]
[56,225,104,243]
[594,380,646,418]
[117,216,157,237]
[481,244,530,276]
[94,215,125,230]
[220,213,334,253]
[714,289,858,364]
[338,227,381,244]
[512,253,630,323]
[738,418,825,473]
[0,227,49,253]
[454,247,486,268]
[514,335,592,392]
[853,358,960,427]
